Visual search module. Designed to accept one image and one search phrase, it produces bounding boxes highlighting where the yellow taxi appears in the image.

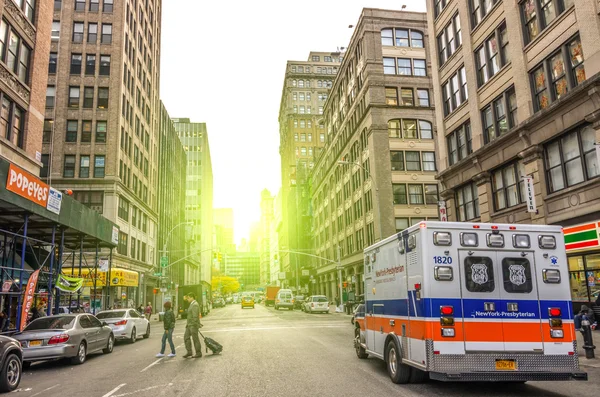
[241,295,255,309]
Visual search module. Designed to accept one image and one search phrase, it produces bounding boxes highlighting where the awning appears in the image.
[62,268,139,287]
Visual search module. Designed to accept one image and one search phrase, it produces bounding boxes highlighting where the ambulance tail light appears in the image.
[543,269,561,284]
[550,329,564,338]
[539,235,556,249]
[548,307,562,317]
[433,232,452,246]
[549,318,563,327]
[440,306,454,316]
[441,328,455,337]
[434,266,453,281]
[440,306,455,335]
[440,317,454,326]
[460,232,478,247]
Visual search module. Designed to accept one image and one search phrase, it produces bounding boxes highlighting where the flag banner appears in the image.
[20,269,40,330]
[522,175,536,213]
[55,273,84,293]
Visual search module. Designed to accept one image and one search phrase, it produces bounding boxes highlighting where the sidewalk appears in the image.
[577,331,600,368]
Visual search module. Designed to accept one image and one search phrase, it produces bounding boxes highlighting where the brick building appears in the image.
[427,0,600,306]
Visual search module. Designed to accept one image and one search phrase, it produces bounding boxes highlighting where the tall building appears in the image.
[42,0,163,303]
[270,190,283,285]
[223,252,260,291]
[0,0,53,175]
[259,189,274,286]
[311,9,437,300]
[426,0,600,306]
[174,119,213,292]
[278,51,341,290]
[157,101,186,303]
[213,208,235,257]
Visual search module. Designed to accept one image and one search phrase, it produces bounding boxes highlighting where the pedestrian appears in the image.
[575,305,597,331]
[183,293,202,358]
[137,304,144,315]
[335,295,340,307]
[145,302,152,321]
[156,301,176,358]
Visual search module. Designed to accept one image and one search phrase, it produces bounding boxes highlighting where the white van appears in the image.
[274,289,294,311]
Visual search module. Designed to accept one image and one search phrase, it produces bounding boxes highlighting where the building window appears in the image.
[74,0,85,11]
[531,35,585,112]
[408,185,424,205]
[388,119,433,139]
[422,152,436,171]
[447,121,472,166]
[70,53,82,74]
[118,197,129,220]
[101,24,112,44]
[66,120,78,142]
[393,184,407,205]
[99,55,110,75]
[406,151,421,171]
[492,161,526,211]
[437,13,462,65]
[85,54,96,75]
[51,21,60,40]
[83,86,94,108]
[63,155,75,178]
[434,0,448,17]
[81,120,91,142]
[79,155,90,178]
[521,0,574,44]
[417,89,430,106]
[425,184,439,204]
[475,23,508,86]
[481,86,516,143]
[97,87,109,108]
[68,86,80,107]
[400,88,414,106]
[391,151,404,171]
[73,191,104,213]
[312,55,320,61]
[385,87,397,105]
[103,0,113,12]
[471,0,499,28]
[545,124,598,193]
[90,0,99,11]
[48,52,57,74]
[43,119,53,143]
[46,86,55,108]
[96,121,107,142]
[40,154,50,178]
[324,56,332,62]
[442,66,468,116]
[73,22,84,43]
[94,155,105,177]
[117,232,127,255]
[54,0,61,11]
[456,182,479,221]
[381,28,424,48]
[130,237,136,258]
[395,218,409,232]
[0,21,31,84]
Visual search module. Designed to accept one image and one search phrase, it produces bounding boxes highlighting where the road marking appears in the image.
[140,358,162,373]
[30,384,59,397]
[102,384,126,397]
[113,383,173,397]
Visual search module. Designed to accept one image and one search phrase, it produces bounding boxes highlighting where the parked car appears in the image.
[213,298,225,308]
[274,289,294,311]
[96,309,150,343]
[0,335,22,392]
[294,295,306,310]
[225,297,233,305]
[304,295,330,314]
[241,296,255,309]
[351,303,365,325]
[51,306,71,315]
[13,314,114,367]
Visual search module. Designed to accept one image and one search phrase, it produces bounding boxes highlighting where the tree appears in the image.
[211,276,240,295]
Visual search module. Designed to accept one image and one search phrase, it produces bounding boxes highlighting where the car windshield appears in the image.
[25,316,76,331]
[315,297,328,303]
[96,311,126,319]
[243,297,252,301]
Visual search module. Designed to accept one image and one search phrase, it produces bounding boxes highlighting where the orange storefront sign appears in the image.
[6,164,49,207]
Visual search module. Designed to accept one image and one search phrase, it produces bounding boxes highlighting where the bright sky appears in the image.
[160,0,427,244]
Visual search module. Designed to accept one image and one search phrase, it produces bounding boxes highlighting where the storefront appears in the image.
[61,268,139,310]
[565,221,600,310]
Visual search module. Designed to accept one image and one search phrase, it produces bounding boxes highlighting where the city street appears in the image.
[9,304,600,397]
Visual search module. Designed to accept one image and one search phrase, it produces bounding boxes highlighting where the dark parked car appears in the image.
[294,295,306,310]
[213,298,225,308]
[0,336,22,392]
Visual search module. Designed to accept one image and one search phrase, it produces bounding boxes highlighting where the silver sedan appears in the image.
[12,314,114,367]
[96,309,150,342]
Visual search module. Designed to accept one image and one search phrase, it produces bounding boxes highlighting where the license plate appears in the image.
[495,360,517,371]
[29,340,42,347]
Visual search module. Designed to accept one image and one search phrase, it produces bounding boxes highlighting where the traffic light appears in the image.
[213,252,217,260]
[153,288,158,295]
[218,253,223,262]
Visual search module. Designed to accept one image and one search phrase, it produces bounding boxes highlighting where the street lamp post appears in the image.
[337,160,384,242]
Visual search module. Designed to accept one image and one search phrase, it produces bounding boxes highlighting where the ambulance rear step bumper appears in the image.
[429,371,588,382]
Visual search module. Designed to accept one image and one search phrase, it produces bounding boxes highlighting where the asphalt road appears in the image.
[11,303,600,396]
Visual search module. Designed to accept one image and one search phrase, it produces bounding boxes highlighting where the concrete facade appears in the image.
[41,0,162,305]
[310,9,437,301]
[427,0,600,306]
[0,0,53,175]
[259,189,274,286]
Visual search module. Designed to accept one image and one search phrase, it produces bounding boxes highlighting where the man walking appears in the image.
[145,302,153,321]
[183,293,202,358]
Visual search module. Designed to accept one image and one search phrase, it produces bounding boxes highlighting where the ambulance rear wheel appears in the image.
[386,340,410,384]
[354,327,368,359]
[409,367,428,383]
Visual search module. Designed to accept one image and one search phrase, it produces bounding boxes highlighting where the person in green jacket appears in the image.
[183,293,202,358]
[156,301,176,357]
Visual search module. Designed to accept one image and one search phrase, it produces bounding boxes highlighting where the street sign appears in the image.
[160,256,168,268]
[153,272,162,277]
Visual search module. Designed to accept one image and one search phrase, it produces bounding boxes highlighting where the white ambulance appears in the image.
[353,221,587,383]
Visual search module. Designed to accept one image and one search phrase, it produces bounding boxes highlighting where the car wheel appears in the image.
[70,342,87,365]
[143,325,150,339]
[130,327,137,343]
[386,340,410,384]
[354,328,368,359]
[0,353,21,392]
[103,334,115,354]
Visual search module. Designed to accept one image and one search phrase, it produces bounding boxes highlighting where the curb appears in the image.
[579,360,600,368]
